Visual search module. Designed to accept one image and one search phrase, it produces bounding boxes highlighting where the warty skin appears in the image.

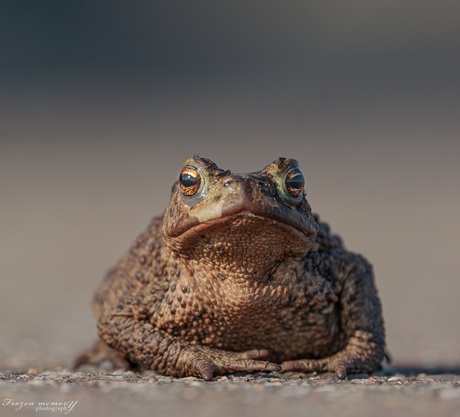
[76,156,385,380]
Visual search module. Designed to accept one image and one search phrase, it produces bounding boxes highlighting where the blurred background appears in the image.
[1,1,459,370]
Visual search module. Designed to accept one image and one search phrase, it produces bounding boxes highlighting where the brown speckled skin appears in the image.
[78,156,385,380]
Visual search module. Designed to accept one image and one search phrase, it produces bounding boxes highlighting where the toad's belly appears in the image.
[168,303,344,362]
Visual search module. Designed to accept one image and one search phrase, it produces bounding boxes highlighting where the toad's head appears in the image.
[162,156,319,277]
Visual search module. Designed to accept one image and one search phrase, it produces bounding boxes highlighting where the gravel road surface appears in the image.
[1,368,460,417]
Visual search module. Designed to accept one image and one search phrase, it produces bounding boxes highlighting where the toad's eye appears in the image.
[285,170,305,198]
[179,167,201,196]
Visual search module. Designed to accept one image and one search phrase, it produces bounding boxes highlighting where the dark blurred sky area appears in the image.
[2,0,460,99]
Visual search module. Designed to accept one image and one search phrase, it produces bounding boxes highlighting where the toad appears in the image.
[75,156,385,380]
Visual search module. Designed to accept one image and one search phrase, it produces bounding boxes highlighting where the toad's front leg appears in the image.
[281,257,385,378]
[176,345,281,380]
[97,315,281,380]
[281,330,383,378]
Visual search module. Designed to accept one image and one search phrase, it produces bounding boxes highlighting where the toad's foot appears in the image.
[177,346,282,380]
[74,339,133,371]
[280,331,384,379]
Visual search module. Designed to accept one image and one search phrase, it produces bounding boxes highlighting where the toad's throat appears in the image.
[166,212,313,274]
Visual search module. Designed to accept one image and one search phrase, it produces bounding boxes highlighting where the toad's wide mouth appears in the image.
[163,210,317,255]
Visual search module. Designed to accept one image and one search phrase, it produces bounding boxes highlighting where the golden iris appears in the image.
[179,167,201,196]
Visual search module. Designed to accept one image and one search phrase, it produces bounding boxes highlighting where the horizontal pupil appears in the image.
[288,181,303,189]
[181,174,197,187]
[286,174,304,189]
